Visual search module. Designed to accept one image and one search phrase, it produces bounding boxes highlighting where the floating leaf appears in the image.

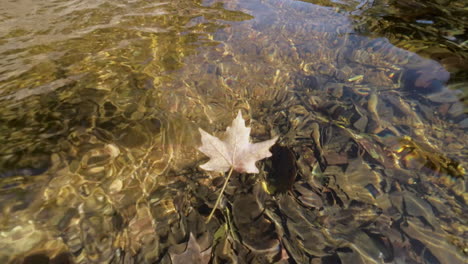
[170,233,211,264]
[198,111,278,174]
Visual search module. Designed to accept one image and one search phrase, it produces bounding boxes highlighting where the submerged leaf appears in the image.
[198,111,278,173]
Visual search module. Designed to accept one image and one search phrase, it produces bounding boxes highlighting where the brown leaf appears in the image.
[198,111,278,173]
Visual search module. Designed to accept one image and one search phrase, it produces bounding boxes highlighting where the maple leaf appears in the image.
[169,233,211,264]
[198,110,278,174]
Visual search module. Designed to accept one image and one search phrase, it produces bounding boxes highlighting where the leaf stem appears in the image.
[206,166,234,223]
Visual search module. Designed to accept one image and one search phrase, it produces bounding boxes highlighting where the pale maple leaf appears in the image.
[198,110,278,174]
[169,233,211,264]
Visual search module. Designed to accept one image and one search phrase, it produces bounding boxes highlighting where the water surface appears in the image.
[0,0,466,263]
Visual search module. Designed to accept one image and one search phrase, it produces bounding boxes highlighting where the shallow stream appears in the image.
[0,0,466,263]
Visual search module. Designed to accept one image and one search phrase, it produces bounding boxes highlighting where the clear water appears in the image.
[0,0,466,263]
